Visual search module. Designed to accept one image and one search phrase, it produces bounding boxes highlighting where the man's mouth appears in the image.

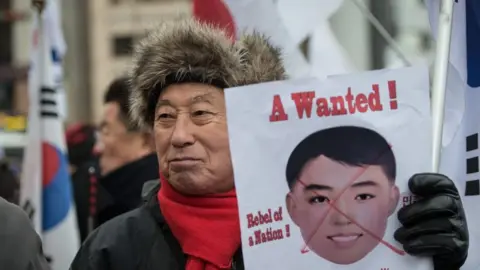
[170,157,199,162]
[168,157,202,168]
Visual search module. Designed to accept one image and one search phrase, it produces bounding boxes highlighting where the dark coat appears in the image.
[71,159,100,242]
[70,181,244,270]
[96,154,159,226]
[72,154,158,242]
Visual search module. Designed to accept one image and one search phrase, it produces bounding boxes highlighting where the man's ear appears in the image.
[388,185,400,216]
[286,192,299,226]
[140,132,155,149]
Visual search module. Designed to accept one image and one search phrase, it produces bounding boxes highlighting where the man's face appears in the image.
[153,83,233,195]
[286,155,399,265]
[95,102,149,175]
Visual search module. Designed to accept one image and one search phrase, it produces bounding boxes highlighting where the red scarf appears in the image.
[157,175,241,270]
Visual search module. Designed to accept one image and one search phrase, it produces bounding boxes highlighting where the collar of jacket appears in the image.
[100,153,159,199]
[141,181,245,270]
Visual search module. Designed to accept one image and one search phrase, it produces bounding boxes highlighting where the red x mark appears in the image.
[293,144,405,256]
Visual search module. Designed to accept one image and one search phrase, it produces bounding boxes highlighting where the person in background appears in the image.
[93,77,158,227]
[66,123,97,174]
[0,197,50,270]
[0,161,20,205]
[66,122,100,242]
[70,19,468,270]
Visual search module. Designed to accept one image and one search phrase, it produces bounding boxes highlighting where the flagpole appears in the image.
[32,0,46,112]
[32,0,46,79]
[431,0,454,172]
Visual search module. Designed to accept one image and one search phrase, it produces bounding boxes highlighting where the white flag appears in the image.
[427,0,480,269]
[21,11,43,235]
[277,0,354,78]
[21,1,80,269]
[193,0,353,79]
[221,0,311,78]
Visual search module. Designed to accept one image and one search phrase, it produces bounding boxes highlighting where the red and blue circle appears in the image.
[42,142,72,231]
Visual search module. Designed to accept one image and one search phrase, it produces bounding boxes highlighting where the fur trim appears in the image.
[129,18,286,129]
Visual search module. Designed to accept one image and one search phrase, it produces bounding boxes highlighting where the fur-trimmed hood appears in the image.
[129,18,286,129]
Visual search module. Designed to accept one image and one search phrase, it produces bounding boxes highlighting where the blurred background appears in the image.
[0,0,434,168]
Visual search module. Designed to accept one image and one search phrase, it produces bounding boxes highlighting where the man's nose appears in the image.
[330,200,352,226]
[171,114,195,148]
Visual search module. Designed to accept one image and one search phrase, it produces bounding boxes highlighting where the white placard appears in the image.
[225,66,434,270]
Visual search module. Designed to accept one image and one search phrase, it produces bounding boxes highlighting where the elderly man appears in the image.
[70,19,468,270]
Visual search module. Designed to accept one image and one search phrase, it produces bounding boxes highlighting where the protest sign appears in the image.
[225,66,433,269]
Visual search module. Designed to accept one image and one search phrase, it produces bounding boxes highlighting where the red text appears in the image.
[248,226,285,246]
[269,81,399,122]
[246,206,283,228]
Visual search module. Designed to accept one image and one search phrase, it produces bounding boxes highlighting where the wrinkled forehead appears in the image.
[156,83,225,108]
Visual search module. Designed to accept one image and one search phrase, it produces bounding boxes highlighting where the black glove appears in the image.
[394,173,469,270]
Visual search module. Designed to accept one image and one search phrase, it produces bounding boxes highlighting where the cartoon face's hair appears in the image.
[285,126,396,189]
[128,18,287,130]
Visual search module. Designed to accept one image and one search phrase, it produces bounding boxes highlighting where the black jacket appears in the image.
[96,153,159,226]
[71,159,100,242]
[70,181,244,270]
[71,154,159,242]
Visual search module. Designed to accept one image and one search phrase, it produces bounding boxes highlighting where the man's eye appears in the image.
[157,113,173,119]
[355,194,375,201]
[308,196,330,204]
[192,110,211,117]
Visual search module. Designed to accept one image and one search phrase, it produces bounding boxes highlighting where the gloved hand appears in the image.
[394,173,469,270]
